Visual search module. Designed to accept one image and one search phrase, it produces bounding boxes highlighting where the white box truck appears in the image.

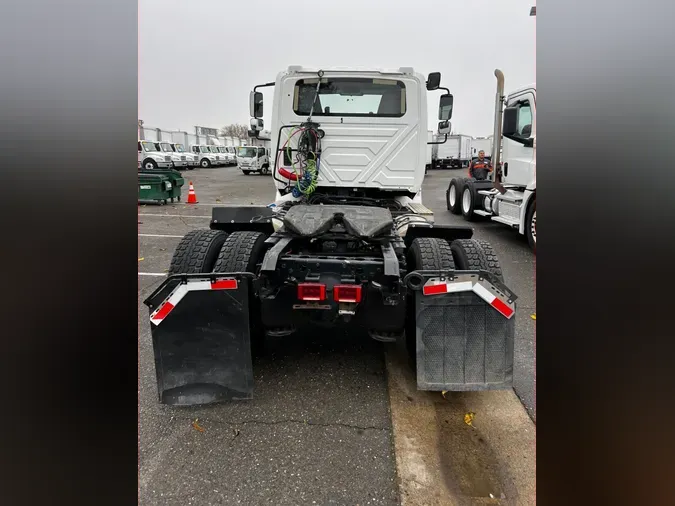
[237,143,270,175]
[433,134,472,169]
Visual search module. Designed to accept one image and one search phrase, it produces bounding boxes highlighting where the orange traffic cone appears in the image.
[187,181,199,204]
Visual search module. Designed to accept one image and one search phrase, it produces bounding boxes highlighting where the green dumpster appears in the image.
[138,173,172,205]
[138,168,184,203]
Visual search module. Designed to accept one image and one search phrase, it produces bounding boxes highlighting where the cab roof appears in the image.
[286,66,416,76]
[508,83,536,96]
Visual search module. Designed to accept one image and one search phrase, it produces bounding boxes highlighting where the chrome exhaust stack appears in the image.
[492,69,506,193]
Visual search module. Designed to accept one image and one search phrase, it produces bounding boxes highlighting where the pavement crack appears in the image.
[177,215,199,229]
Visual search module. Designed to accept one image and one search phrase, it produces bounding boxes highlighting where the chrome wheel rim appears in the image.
[449,185,456,207]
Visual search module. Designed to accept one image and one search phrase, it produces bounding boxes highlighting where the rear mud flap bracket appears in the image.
[405,270,517,391]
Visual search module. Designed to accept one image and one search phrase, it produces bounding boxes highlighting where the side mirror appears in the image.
[438,94,453,120]
[426,72,441,91]
[503,107,518,136]
[249,91,263,118]
[250,118,263,131]
[521,124,532,137]
[438,120,451,135]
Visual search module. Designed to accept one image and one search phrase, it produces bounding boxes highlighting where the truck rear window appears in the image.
[293,78,406,118]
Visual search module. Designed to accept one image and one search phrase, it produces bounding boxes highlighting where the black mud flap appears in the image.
[404,270,517,391]
[143,273,255,405]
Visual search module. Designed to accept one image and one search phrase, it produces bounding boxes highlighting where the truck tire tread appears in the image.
[168,229,229,275]
[450,238,504,282]
[213,231,268,273]
[461,182,477,221]
[447,178,463,214]
[405,237,456,368]
[408,237,456,271]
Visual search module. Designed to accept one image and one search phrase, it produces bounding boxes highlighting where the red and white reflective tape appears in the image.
[150,278,238,326]
[422,277,515,319]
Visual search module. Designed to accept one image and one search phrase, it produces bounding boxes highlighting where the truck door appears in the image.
[503,90,535,186]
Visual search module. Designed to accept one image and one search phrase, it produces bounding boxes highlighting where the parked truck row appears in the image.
[138,140,239,171]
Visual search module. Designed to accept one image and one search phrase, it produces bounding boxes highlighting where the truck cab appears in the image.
[207,146,225,166]
[190,144,219,168]
[216,146,235,165]
[445,73,536,251]
[169,142,198,170]
[501,85,535,188]
[139,140,174,170]
[226,146,237,164]
[158,140,187,170]
[237,145,270,175]
[249,66,453,204]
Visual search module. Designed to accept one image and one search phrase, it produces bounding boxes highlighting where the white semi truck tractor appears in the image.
[143,66,518,406]
[446,70,536,251]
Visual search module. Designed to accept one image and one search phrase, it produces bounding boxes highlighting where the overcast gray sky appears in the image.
[139,0,535,137]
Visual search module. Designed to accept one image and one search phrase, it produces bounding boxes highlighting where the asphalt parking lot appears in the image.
[138,165,535,505]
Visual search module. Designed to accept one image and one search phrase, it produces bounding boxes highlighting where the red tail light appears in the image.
[297,283,326,301]
[333,285,362,303]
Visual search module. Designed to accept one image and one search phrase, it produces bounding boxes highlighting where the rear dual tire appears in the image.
[446,178,464,214]
[213,231,268,273]
[405,238,457,365]
[168,229,229,275]
[450,239,504,282]
[213,231,269,354]
[404,237,504,367]
[461,184,477,221]
[168,230,270,354]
